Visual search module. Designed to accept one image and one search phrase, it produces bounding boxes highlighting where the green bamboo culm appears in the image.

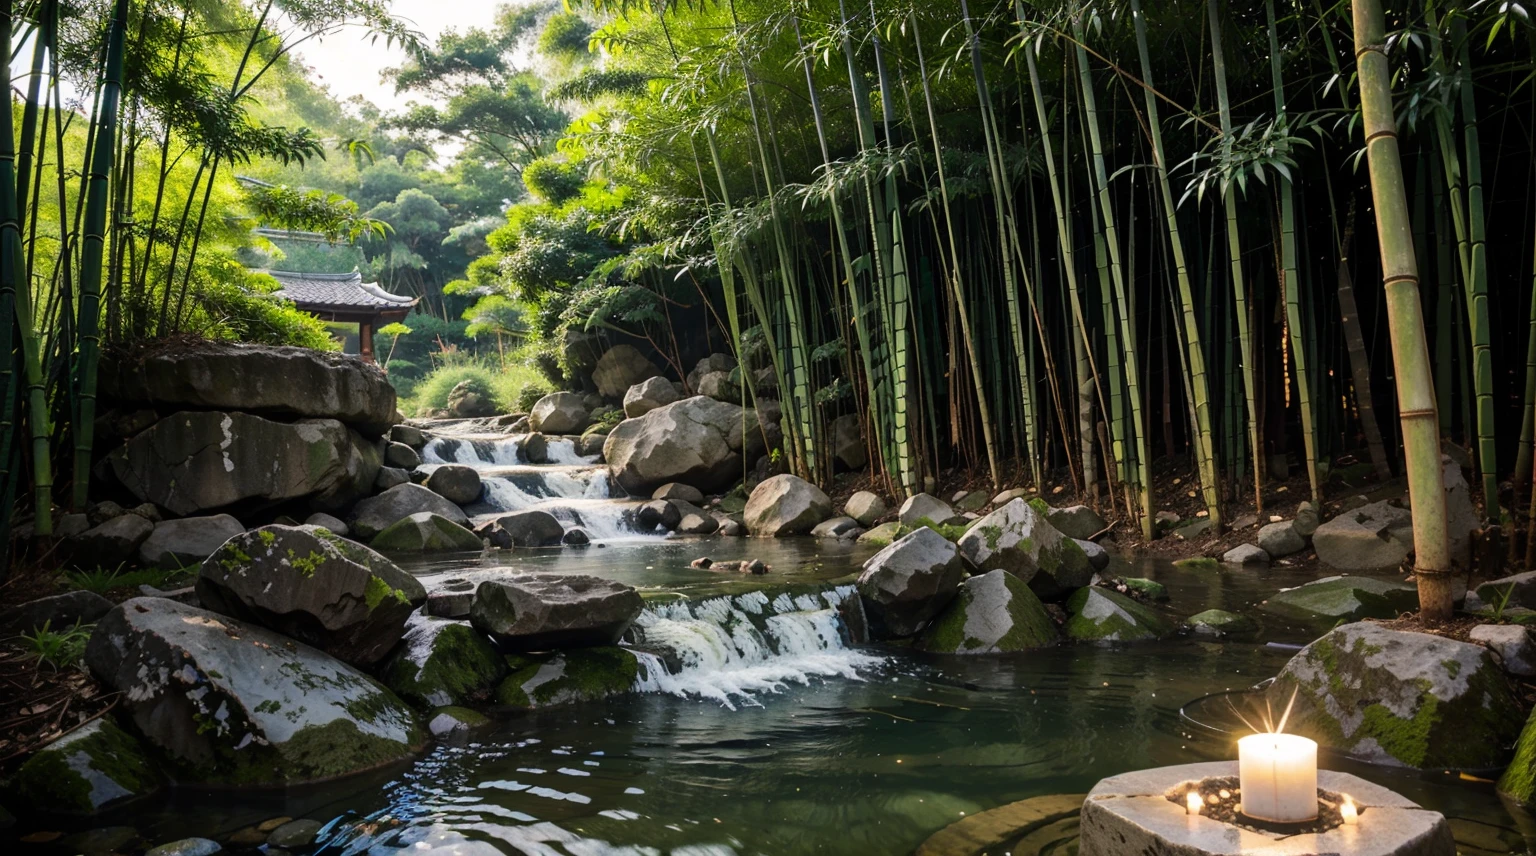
[1351,0,1454,620]
[73,0,133,510]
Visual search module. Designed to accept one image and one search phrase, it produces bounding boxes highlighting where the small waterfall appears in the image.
[629,585,881,709]
[421,435,524,466]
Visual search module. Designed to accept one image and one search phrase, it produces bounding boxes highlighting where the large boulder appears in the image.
[108,411,379,516]
[830,414,866,471]
[424,464,482,505]
[470,575,643,651]
[915,570,1057,654]
[1045,505,1107,540]
[1063,587,1174,643]
[138,515,245,568]
[899,493,961,528]
[480,510,564,547]
[196,525,426,666]
[845,491,887,527]
[68,514,154,568]
[592,345,660,398]
[856,527,968,638]
[623,377,680,418]
[529,392,589,435]
[697,370,740,402]
[1312,500,1415,572]
[86,597,422,785]
[1257,520,1306,558]
[603,396,767,494]
[1270,623,1523,769]
[5,718,160,814]
[100,341,397,435]
[350,483,467,540]
[370,512,483,552]
[1442,459,1478,566]
[744,474,832,536]
[1260,575,1418,626]
[496,647,639,710]
[381,616,507,708]
[957,499,1092,601]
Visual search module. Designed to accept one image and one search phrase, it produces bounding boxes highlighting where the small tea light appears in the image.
[1186,791,1203,815]
[1340,797,1358,825]
[1238,732,1319,823]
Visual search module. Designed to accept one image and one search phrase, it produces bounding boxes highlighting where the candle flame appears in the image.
[1341,797,1358,825]
[1187,791,1203,815]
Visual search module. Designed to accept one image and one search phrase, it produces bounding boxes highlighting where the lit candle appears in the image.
[1238,733,1318,823]
[1186,791,1203,815]
[1340,797,1358,825]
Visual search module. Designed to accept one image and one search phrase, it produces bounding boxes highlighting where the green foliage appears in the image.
[523,156,586,205]
[65,564,194,595]
[21,621,94,670]
[538,13,594,60]
[583,407,625,436]
[515,378,555,412]
[400,357,545,417]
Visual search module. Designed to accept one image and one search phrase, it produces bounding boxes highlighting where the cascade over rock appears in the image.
[471,575,643,651]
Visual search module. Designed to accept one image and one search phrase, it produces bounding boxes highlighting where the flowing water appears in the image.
[36,433,1536,855]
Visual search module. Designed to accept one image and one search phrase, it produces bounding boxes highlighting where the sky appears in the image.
[291,0,505,112]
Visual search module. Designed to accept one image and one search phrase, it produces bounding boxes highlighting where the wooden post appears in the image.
[360,320,375,363]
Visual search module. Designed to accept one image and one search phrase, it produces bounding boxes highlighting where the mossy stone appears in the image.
[1186,609,1258,637]
[494,647,639,710]
[7,718,160,814]
[1260,575,1418,626]
[1063,587,1174,643]
[1120,578,1169,601]
[370,512,482,552]
[1172,557,1220,572]
[381,618,507,708]
[915,570,1057,654]
[857,521,905,547]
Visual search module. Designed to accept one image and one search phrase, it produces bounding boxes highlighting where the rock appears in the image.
[593,345,660,398]
[1294,500,1321,539]
[1470,625,1536,676]
[1120,578,1168,601]
[0,590,114,634]
[604,396,768,494]
[856,527,968,638]
[1438,459,1477,567]
[1171,518,1214,540]
[1312,500,1415,571]
[1154,510,1181,529]
[88,500,126,526]
[898,493,961,528]
[529,392,590,435]
[86,597,422,785]
[304,512,348,536]
[653,482,704,504]
[1075,538,1110,571]
[350,483,467,540]
[1257,520,1306,557]
[744,474,832,536]
[385,441,421,469]
[686,353,736,391]
[1172,557,1219,572]
[1270,622,1522,769]
[445,380,496,418]
[6,718,160,814]
[427,706,491,739]
[426,579,476,619]
[674,512,719,535]
[1186,609,1258,637]
[375,466,409,491]
[634,500,681,532]
[915,570,1057,654]
[845,492,887,527]
[1476,572,1536,610]
[1045,505,1107,540]
[1260,575,1418,626]
[57,512,91,538]
[575,434,605,458]
[697,370,740,402]
[137,515,245,568]
[496,647,639,710]
[146,838,221,856]
[831,414,866,470]
[389,425,426,448]
[370,512,482,552]
[857,521,904,547]
[68,514,154,568]
[517,431,549,463]
[267,820,323,849]
[623,377,680,418]
[1229,513,1259,530]
[481,510,564,548]
[424,465,482,505]
[957,499,1092,601]
[717,519,744,537]
[991,488,1030,506]
[108,412,379,516]
[127,503,163,523]
[1063,587,1174,643]
[953,491,989,513]
[99,340,397,435]
[197,525,426,667]
[470,575,643,651]
[1222,543,1270,566]
[381,616,507,708]
[811,516,861,539]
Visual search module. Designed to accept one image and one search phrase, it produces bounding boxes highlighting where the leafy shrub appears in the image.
[22,620,93,670]
[515,379,554,413]
[66,564,193,595]
[401,358,547,416]
[583,407,625,436]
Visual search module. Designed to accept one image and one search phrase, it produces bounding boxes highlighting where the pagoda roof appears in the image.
[267,270,418,319]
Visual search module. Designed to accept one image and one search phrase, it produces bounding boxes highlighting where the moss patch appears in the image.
[7,719,160,814]
[384,622,507,708]
[495,647,639,710]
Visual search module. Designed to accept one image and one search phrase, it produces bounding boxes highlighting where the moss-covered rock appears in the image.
[1120,578,1169,602]
[857,521,905,547]
[1186,609,1258,637]
[856,527,967,639]
[494,647,639,710]
[471,575,643,651]
[915,570,1057,654]
[1259,575,1418,627]
[6,718,160,814]
[427,706,493,739]
[381,617,507,708]
[957,499,1091,601]
[86,597,423,786]
[1063,587,1174,643]
[1172,557,1219,572]
[370,512,483,552]
[1270,623,1523,770]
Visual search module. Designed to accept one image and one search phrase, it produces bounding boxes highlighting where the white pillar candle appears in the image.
[1238,733,1318,823]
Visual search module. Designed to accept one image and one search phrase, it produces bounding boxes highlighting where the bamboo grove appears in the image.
[561,0,1536,539]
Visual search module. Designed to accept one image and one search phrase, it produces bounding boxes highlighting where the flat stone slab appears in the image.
[1080,761,1454,856]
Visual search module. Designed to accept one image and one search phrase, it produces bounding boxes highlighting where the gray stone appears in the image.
[562,527,591,546]
[623,376,681,418]
[304,512,349,536]
[575,434,606,459]
[1081,761,1454,856]
[427,578,477,618]
[845,491,887,527]
[267,820,324,850]
[1312,500,1415,571]
[87,500,126,526]
[686,353,737,391]
[68,513,155,568]
[717,518,744,537]
[1222,543,1270,566]
[370,512,482,552]
[471,575,643,651]
[831,414,866,471]
[389,424,426,448]
[424,464,482,505]
[953,490,989,513]
[1294,500,1321,539]
[1443,458,1478,566]
[635,499,681,531]
[381,615,507,708]
[520,432,549,463]
[856,527,967,638]
[1,590,114,634]
[197,525,426,667]
[57,512,91,538]
[593,345,661,398]
[915,570,1057,654]
[1269,622,1522,769]
[1257,520,1306,557]
[1229,513,1258,530]
[957,499,1092,601]
[991,488,1031,506]
[138,515,245,568]
[1045,504,1107,540]
[100,340,397,435]
[127,503,163,523]
[744,474,832,536]
[857,521,904,546]
[445,380,496,418]
[427,706,491,739]
[385,441,421,469]
[1076,538,1110,571]
[1064,587,1174,643]
[811,516,861,539]
[497,647,639,709]
[146,838,221,856]
[604,396,768,494]
[1471,624,1536,676]
[1260,575,1418,626]
[676,512,720,535]
[1475,572,1536,611]
[1186,609,1258,637]
[6,718,160,814]
[350,483,468,540]
[86,597,422,785]
[481,510,564,548]
[530,392,590,435]
[697,370,740,402]
[653,482,704,504]
[898,493,961,528]
[375,466,410,490]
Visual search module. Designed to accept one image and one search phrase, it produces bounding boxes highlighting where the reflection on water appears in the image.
[58,541,1536,855]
